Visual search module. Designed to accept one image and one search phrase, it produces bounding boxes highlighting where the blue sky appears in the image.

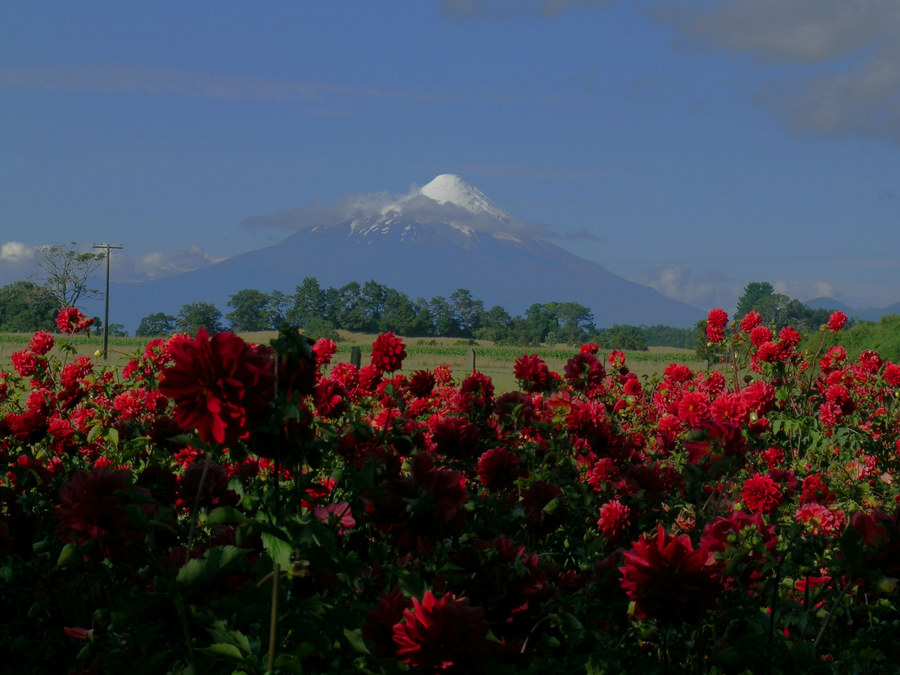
[3,1,900,313]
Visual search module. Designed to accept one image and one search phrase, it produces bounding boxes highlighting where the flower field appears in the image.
[2,308,900,673]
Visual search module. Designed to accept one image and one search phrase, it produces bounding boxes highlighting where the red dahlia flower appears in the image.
[513,354,555,393]
[393,590,491,673]
[742,473,782,514]
[159,328,275,445]
[56,307,95,334]
[597,498,630,542]
[740,311,762,333]
[371,332,407,373]
[620,524,721,625]
[28,330,55,355]
[705,308,728,343]
[57,467,154,561]
[827,310,848,332]
[476,447,522,490]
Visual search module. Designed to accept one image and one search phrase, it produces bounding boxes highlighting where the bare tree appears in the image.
[34,242,105,310]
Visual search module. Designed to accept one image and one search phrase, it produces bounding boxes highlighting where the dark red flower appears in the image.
[159,328,274,445]
[620,524,721,625]
[393,590,491,673]
[371,332,407,373]
[476,447,522,490]
[363,587,411,658]
[408,369,436,398]
[521,481,565,534]
[513,354,554,393]
[742,473,782,515]
[57,467,153,561]
[314,377,349,419]
[597,498,630,542]
[564,352,606,392]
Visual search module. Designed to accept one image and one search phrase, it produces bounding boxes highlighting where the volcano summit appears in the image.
[97,175,704,331]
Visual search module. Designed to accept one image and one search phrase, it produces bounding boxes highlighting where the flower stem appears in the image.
[186,450,213,557]
[268,562,281,672]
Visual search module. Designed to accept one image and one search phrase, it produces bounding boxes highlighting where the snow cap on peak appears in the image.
[420,174,511,221]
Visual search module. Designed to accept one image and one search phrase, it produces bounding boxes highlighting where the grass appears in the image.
[1,330,707,392]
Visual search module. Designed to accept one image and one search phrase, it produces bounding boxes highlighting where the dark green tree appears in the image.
[476,305,512,342]
[226,289,278,332]
[288,277,326,327]
[735,282,775,319]
[136,312,177,337]
[176,302,223,334]
[429,296,460,337]
[380,288,419,334]
[0,281,58,332]
[450,289,484,338]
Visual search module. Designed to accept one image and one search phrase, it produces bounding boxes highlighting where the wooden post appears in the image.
[468,348,476,372]
[351,346,361,369]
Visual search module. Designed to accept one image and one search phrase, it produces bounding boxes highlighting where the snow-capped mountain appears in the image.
[93,175,705,331]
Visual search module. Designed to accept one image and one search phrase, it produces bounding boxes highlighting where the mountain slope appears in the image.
[91,176,705,331]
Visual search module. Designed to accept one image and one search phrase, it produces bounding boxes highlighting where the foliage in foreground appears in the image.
[2,307,900,673]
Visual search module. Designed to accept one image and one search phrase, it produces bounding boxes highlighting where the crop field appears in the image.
[0,330,706,392]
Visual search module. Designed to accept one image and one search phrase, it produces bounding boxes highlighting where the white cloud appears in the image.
[639,265,739,311]
[111,246,225,281]
[0,241,35,262]
[773,279,835,302]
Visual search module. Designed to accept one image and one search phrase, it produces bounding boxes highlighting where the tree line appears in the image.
[134,277,699,350]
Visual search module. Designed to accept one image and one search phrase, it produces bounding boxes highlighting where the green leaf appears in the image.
[175,545,247,589]
[106,427,120,446]
[344,628,370,654]
[206,506,247,526]
[261,531,292,568]
[199,642,244,661]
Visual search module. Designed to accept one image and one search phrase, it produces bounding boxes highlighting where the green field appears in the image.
[0,330,706,391]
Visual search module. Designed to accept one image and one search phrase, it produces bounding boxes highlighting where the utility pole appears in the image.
[92,243,123,359]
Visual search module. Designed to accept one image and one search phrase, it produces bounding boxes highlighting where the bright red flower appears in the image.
[56,307,95,334]
[749,325,773,347]
[312,337,337,367]
[10,350,41,378]
[159,328,275,445]
[597,498,630,542]
[392,590,491,672]
[620,524,721,625]
[740,311,762,333]
[742,473,782,514]
[795,502,845,536]
[827,310,848,332]
[705,308,728,343]
[883,362,900,387]
[371,332,407,373]
[28,331,55,355]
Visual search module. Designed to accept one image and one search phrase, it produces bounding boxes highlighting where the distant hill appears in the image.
[86,174,705,332]
[804,297,900,322]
